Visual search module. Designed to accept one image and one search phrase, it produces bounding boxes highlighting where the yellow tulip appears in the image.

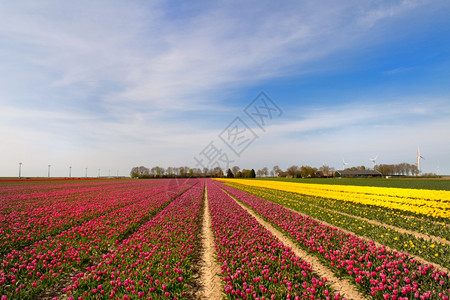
[218,179,450,219]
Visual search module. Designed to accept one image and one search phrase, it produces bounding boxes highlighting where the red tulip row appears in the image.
[65,179,205,300]
[0,180,146,212]
[0,180,195,299]
[0,181,168,257]
[207,181,340,300]
[214,181,450,300]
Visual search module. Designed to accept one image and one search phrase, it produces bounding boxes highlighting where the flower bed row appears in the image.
[0,180,195,299]
[0,181,169,257]
[224,183,449,266]
[228,183,450,240]
[65,179,205,299]
[215,180,450,300]
[218,179,450,220]
[207,181,340,300]
[0,180,143,213]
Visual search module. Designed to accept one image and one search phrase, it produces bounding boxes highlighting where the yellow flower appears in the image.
[217,178,450,219]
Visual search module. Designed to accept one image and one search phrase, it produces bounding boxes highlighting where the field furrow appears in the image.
[63,180,204,299]
[207,180,341,299]
[0,181,168,256]
[0,180,195,299]
[215,180,450,299]
[227,183,450,240]
[219,179,450,220]
[2,177,449,299]
[196,183,223,300]
[217,184,365,300]
[223,182,449,267]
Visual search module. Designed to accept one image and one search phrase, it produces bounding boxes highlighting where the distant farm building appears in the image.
[315,170,334,178]
[277,171,290,178]
[335,170,382,178]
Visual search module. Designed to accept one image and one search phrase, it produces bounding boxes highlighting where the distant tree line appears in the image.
[375,163,419,176]
[130,164,332,179]
[130,166,224,178]
[131,161,433,179]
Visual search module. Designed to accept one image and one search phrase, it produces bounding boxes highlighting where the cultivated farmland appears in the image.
[1,178,449,299]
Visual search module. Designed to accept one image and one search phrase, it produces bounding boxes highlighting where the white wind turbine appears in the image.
[369,154,378,170]
[342,159,349,170]
[415,147,424,175]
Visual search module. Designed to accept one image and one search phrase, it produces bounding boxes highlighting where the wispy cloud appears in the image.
[383,67,414,75]
[243,97,450,170]
[0,1,449,176]
[0,1,430,111]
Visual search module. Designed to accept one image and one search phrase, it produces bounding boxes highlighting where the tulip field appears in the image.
[1,178,449,299]
[217,178,450,299]
[207,181,339,299]
[0,179,199,299]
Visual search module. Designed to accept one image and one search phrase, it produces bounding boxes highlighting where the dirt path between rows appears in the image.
[254,188,449,245]
[241,187,450,273]
[36,243,119,300]
[222,190,366,300]
[195,184,223,299]
[401,213,450,228]
[271,201,450,273]
[314,204,450,246]
[35,187,194,300]
[244,185,450,229]
[277,200,450,274]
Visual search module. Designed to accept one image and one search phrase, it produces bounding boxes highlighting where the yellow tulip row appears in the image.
[217,179,450,219]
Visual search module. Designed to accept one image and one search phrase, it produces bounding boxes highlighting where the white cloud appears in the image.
[1,1,431,110]
[0,1,449,176]
[246,98,450,173]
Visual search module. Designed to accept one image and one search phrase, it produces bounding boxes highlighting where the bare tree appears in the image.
[287,165,299,177]
[319,165,332,177]
[193,168,202,177]
[166,167,174,177]
[130,166,150,178]
[262,167,269,177]
[231,166,240,176]
[173,167,180,176]
[211,167,224,177]
[411,164,419,176]
[272,165,281,176]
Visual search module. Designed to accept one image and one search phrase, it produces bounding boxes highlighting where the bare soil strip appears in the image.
[223,190,365,300]
[401,213,450,228]
[252,186,449,243]
[246,184,449,229]
[34,187,195,300]
[195,184,223,299]
[279,203,450,274]
[35,246,118,300]
[314,204,450,246]
[243,187,450,273]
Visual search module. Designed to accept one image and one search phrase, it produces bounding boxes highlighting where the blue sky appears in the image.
[1,0,449,177]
